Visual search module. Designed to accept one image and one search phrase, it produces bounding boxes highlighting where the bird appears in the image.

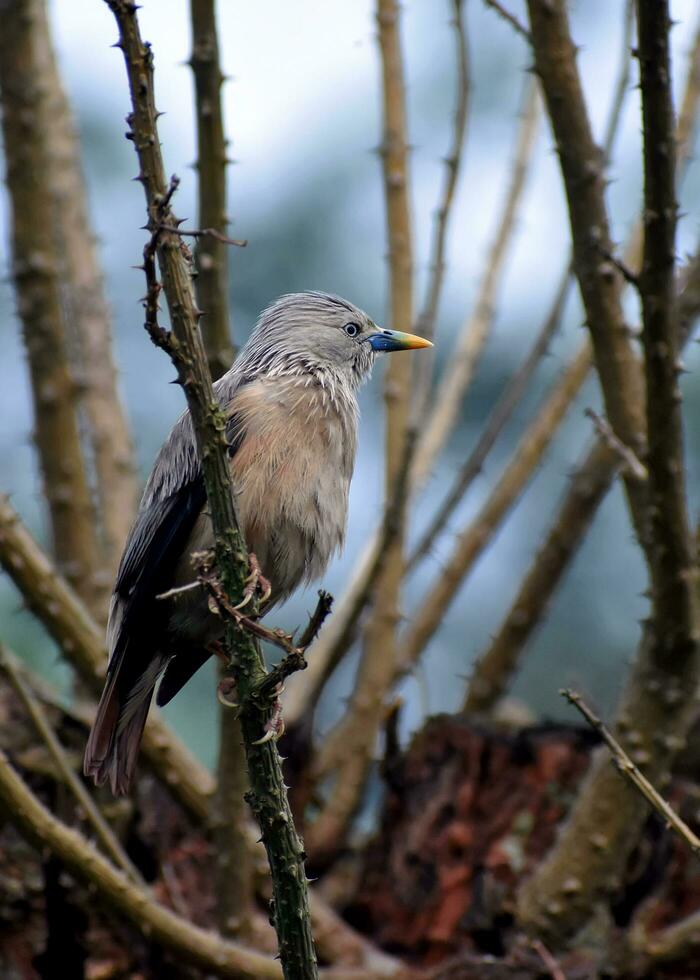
[84,291,432,794]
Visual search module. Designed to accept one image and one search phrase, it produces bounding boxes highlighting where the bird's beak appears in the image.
[367,328,433,352]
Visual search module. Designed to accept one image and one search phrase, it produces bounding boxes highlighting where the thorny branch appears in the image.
[516,0,700,942]
[105,3,318,975]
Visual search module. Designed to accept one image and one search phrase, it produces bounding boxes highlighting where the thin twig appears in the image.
[0,644,144,885]
[159,224,247,247]
[413,0,470,407]
[562,689,700,855]
[482,0,530,41]
[411,77,540,489]
[410,266,571,568]
[584,408,647,482]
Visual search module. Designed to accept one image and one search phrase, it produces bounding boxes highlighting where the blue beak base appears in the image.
[368,328,433,352]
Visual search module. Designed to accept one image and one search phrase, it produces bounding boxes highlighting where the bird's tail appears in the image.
[84,654,167,795]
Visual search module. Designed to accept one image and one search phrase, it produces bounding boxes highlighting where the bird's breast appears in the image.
[229,378,355,600]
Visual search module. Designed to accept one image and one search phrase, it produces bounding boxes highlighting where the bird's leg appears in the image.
[233,551,272,612]
[251,683,286,745]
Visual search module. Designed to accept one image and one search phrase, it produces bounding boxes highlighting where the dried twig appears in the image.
[561,689,700,855]
[0,644,144,885]
[0,0,103,613]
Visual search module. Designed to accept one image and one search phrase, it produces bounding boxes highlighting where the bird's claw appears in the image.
[217,676,239,709]
[251,683,285,745]
[233,552,272,611]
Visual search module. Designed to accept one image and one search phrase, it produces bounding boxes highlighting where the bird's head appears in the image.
[239,291,432,389]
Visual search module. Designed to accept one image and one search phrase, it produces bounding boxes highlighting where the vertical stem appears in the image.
[0,0,102,613]
[189,0,252,939]
[306,0,414,862]
[106,5,317,976]
[189,0,236,376]
[35,0,138,595]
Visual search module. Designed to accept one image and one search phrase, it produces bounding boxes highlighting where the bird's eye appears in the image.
[344,322,360,338]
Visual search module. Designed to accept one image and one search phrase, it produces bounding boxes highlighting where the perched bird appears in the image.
[84,291,431,793]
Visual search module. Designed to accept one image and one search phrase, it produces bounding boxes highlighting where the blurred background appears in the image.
[1,0,700,769]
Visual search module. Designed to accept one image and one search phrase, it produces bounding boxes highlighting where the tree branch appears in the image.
[189,0,236,377]
[526,0,647,540]
[0,0,104,615]
[0,746,283,980]
[0,643,144,885]
[516,2,700,942]
[188,0,252,940]
[0,493,215,819]
[304,0,415,867]
[411,77,540,488]
[33,0,138,591]
[413,0,469,406]
[105,4,317,975]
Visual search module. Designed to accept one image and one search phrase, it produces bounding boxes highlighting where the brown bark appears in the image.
[0,494,215,821]
[34,0,138,593]
[309,0,415,866]
[516,1,700,943]
[188,0,252,941]
[0,0,102,612]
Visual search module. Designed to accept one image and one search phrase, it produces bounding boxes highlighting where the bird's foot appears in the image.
[233,552,272,612]
[251,683,286,745]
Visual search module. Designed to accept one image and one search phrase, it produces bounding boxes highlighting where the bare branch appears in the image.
[410,265,571,568]
[189,0,236,378]
[412,78,540,488]
[526,0,647,538]
[0,644,144,885]
[0,0,104,614]
[413,0,469,405]
[0,746,283,980]
[482,0,530,41]
[32,0,138,587]
[517,2,700,942]
[584,408,647,482]
[0,493,215,820]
